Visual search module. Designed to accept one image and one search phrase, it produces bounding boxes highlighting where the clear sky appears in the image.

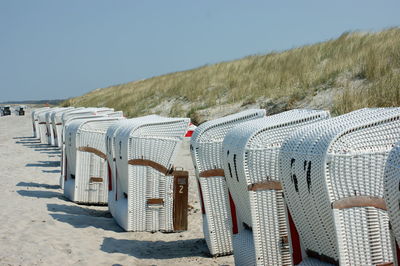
[0,0,399,102]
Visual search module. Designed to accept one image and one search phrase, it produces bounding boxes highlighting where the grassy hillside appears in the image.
[62,27,400,124]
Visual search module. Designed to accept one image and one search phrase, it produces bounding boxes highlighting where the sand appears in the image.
[0,111,234,266]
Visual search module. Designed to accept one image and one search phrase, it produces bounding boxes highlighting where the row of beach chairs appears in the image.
[190,108,400,266]
[32,106,400,265]
[32,107,192,232]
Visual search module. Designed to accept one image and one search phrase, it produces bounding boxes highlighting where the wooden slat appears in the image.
[377,262,394,266]
[78,147,107,159]
[38,122,46,124]
[332,196,387,210]
[89,177,103,183]
[248,180,282,191]
[306,249,339,265]
[173,171,189,231]
[128,159,170,175]
[199,169,225,178]
[147,198,164,205]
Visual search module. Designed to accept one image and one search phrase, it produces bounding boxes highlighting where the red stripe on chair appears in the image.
[288,209,302,265]
[228,191,238,234]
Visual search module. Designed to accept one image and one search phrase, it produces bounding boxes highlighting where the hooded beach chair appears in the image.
[64,117,125,204]
[222,109,329,266]
[38,108,58,144]
[190,109,266,256]
[60,108,119,188]
[279,108,400,265]
[384,141,400,260]
[105,116,158,218]
[109,115,190,232]
[32,107,50,139]
[50,107,76,147]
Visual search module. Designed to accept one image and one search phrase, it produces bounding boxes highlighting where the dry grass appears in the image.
[62,27,400,119]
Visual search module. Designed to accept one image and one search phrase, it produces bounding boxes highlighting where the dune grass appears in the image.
[62,27,400,120]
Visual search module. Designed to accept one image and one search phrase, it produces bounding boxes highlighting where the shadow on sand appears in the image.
[26,161,60,167]
[49,213,123,232]
[101,237,210,259]
[13,136,35,139]
[47,203,112,218]
[16,182,60,189]
[17,189,65,199]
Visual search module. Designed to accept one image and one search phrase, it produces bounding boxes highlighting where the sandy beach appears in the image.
[0,111,234,266]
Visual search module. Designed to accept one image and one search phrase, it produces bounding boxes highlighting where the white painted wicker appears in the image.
[105,116,158,218]
[109,115,190,232]
[64,117,125,204]
[53,108,84,148]
[31,107,50,138]
[50,107,75,147]
[222,109,330,266]
[190,109,266,256]
[280,108,400,265]
[60,108,115,188]
[384,141,400,258]
[37,108,57,143]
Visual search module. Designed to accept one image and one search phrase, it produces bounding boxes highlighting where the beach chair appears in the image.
[60,108,118,188]
[279,108,400,265]
[105,116,158,218]
[190,109,266,256]
[50,107,75,147]
[38,108,57,144]
[109,115,190,232]
[32,107,50,139]
[222,109,329,266]
[17,106,25,116]
[384,141,400,261]
[64,117,125,204]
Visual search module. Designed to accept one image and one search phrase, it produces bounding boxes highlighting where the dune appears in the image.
[0,111,234,265]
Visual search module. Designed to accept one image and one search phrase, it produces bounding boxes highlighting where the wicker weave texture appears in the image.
[384,141,400,249]
[190,109,266,256]
[280,108,400,265]
[222,109,330,266]
[64,117,124,204]
[110,115,189,232]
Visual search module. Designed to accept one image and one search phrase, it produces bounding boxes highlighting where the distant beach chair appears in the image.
[222,109,329,266]
[38,108,58,144]
[109,115,190,232]
[64,117,125,204]
[31,107,50,138]
[190,109,266,257]
[50,107,76,147]
[52,107,85,148]
[60,108,117,188]
[384,141,400,259]
[279,108,400,265]
[17,106,25,116]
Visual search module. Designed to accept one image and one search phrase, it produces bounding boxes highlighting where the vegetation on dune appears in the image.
[62,27,400,123]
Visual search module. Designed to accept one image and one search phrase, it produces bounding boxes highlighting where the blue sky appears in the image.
[0,0,399,102]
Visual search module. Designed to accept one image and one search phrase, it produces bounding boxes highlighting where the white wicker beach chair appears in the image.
[384,141,400,262]
[37,108,59,144]
[64,117,125,204]
[105,116,158,218]
[110,115,190,232]
[31,107,50,138]
[190,109,266,256]
[60,109,120,188]
[222,109,330,266]
[50,107,76,147]
[46,108,66,146]
[279,108,400,265]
